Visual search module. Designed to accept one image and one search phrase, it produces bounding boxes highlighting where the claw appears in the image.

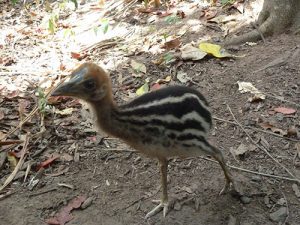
[145,201,169,219]
[219,180,235,195]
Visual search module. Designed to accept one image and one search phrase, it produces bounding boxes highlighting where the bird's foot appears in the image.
[145,200,169,219]
[219,180,242,198]
[219,180,236,195]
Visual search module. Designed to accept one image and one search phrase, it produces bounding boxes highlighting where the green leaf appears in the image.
[131,60,147,74]
[48,18,55,34]
[136,82,149,96]
[100,18,109,34]
[11,0,18,5]
[163,53,175,64]
[165,15,180,25]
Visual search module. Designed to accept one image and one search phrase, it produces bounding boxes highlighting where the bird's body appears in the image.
[92,85,213,159]
[52,62,235,218]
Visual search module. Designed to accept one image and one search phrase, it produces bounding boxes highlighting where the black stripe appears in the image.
[177,133,210,148]
[122,86,209,108]
[120,97,212,125]
[115,116,207,133]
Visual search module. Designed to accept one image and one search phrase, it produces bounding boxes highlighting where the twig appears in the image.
[213,116,299,142]
[0,78,67,141]
[28,187,58,197]
[226,105,300,183]
[199,156,299,183]
[79,148,136,152]
[0,190,15,200]
[263,93,300,108]
[213,116,300,142]
[0,134,29,192]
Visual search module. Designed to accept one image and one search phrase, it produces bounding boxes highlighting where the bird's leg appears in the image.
[145,158,169,219]
[212,150,235,195]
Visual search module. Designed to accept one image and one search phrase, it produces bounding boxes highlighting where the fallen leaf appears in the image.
[180,43,207,60]
[157,11,173,18]
[37,155,60,170]
[130,60,147,74]
[45,195,86,225]
[237,81,266,100]
[7,152,18,169]
[177,71,189,83]
[199,42,232,58]
[163,38,181,50]
[55,108,74,115]
[5,90,20,99]
[204,9,218,20]
[230,143,249,157]
[71,52,82,59]
[151,83,161,91]
[136,82,149,96]
[259,122,287,136]
[71,52,87,60]
[274,107,296,115]
[155,75,171,84]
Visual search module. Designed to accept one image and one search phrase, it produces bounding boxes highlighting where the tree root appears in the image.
[224,0,300,46]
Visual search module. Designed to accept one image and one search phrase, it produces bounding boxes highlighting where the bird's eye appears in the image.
[83,80,96,90]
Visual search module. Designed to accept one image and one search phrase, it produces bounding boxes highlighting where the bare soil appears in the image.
[0,1,299,225]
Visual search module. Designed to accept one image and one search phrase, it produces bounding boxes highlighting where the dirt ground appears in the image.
[0,0,300,225]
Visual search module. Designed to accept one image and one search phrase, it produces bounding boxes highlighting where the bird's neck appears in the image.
[88,97,127,139]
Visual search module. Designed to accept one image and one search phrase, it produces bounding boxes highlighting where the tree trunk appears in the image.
[224,0,300,46]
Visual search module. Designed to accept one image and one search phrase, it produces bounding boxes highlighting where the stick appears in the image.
[263,93,300,108]
[213,116,299,142]
[0,78,67,141]
[0,134,29,192]
[226,105,300,183]
[199,156,299,183]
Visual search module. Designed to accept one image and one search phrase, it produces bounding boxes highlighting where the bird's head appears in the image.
[51,63,112,102]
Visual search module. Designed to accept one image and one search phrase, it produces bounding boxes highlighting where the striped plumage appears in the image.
[112,86,213,159]
[51,62,235,218]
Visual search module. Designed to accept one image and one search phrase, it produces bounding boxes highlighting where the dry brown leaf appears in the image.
[274,107,296,115]
[180,43,207,60]
[229,143,252,157]
[37,155,60,170]
[259,122,287,136]
[163,38,181,50]
[151,83,161,91]
[45,195,86,225]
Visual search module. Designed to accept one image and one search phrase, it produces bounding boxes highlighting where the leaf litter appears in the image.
[0,0,300,224]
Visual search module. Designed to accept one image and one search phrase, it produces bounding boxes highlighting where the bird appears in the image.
[51,62,236,218]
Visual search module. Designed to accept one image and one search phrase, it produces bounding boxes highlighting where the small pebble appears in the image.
[270,207,287,222]
[251,175,261,182]
[240,196,251,204]
[81,197,93,209]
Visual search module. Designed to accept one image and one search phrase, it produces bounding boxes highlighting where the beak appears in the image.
[51,76,82,97]
[51,66,87,97]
